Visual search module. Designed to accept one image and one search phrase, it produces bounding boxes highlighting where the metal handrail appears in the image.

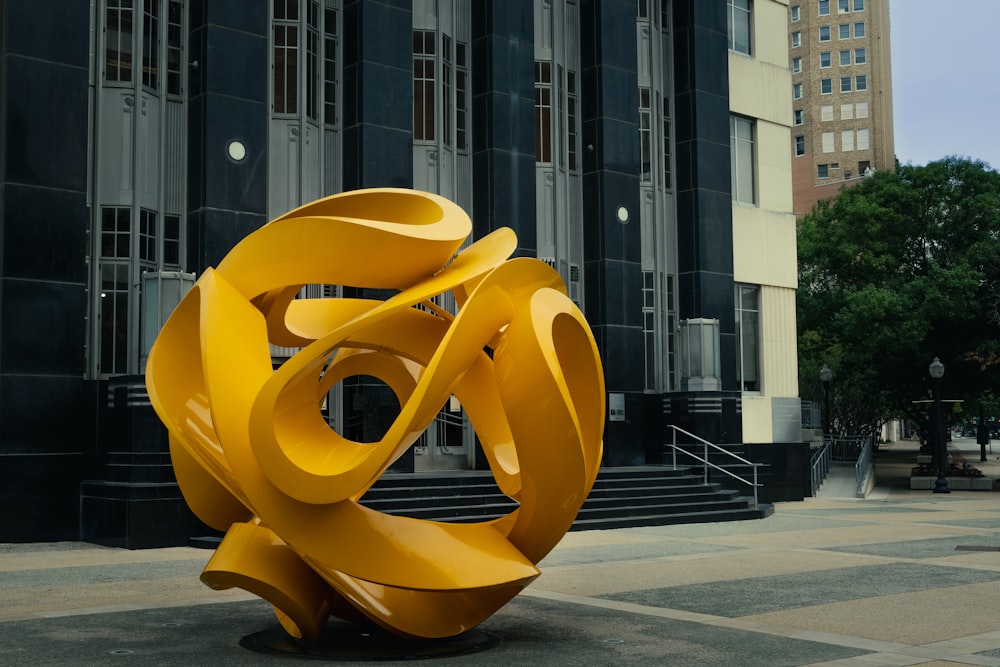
[665,425,760,508]
[810,440,832,496]
[854,436,874,496]
[829,436,866,462]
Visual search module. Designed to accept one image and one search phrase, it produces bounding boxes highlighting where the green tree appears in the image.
[797,157,1000,438]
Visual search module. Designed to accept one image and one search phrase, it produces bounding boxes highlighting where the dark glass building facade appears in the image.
[0,0,802,544]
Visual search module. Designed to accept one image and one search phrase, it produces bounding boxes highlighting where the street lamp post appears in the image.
[929,357,950,494]
[820,365,832,438]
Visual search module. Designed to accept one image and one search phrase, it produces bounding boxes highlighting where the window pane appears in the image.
[728,0,751,54]
[730,115,755,204]
[841,130,854,151]
[142,0,159,90]
[857,128,869,149]
[534,61,552,163]
[413,30,435,141]
[106,0,134,83]
[735,284,760,392]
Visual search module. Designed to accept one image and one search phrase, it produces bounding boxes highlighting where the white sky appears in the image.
[890,0,1000,170]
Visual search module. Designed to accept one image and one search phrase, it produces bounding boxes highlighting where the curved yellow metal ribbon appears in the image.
[145,188,604,639]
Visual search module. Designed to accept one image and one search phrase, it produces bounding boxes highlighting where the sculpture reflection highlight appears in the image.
[145,188,604,640]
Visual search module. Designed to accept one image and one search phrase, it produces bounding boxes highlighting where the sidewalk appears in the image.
[2,441,1000,666]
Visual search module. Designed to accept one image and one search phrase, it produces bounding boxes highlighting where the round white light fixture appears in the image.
[227,140,247,162]
[616,206,629,224]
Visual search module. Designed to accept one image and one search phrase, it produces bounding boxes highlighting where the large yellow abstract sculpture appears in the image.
[145,188,604,640]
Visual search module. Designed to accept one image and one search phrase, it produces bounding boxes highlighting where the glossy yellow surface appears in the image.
[145,188,605,639]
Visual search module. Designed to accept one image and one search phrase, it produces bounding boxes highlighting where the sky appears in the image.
[889,0,1000,171]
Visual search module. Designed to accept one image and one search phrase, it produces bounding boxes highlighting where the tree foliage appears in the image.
[797,157,1000,437]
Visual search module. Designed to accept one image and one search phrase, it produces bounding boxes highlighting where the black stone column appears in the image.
[470,0,536,256]
[186,2,269,272]
[579,0,644,465]
[341,1,415,467]
[342,0,414,190]
[0,0,101,541]
[667,0,741,444]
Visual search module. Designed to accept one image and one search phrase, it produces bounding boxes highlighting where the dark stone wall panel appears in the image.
[4,1,89,67]
[3,58,89,191]
[0,279,86,375]
[0,454,91,542]
[202,25,268,102]
[2,184,87,283]
[0,374,98,455]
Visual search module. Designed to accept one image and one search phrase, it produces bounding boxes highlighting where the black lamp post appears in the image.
[820,365,832,437]
[929,357,950,494]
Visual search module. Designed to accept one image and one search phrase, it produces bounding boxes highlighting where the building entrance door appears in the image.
[414,398,473,471]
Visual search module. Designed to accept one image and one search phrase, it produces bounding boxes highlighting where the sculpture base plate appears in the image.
[240,623,500,661]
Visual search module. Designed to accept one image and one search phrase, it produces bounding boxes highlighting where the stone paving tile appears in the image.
[0,595,874,667]
[779,505,949,515]
[0,560,208,588]
[627,514,868,538]
[824,534,1000,559]
[538,538,740,567]
[739,581,1000,646]
[533,549,890,597]
[598,562,1000,618]
[0,545,208,572]
[693,523,978,549]
[921,518,1000,529]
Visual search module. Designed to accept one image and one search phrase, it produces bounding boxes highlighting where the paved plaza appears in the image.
[2,437,999,666]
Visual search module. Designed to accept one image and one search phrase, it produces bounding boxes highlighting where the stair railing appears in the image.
[664,425,761,508]
[854,436,874,497]
[810,440,833,496]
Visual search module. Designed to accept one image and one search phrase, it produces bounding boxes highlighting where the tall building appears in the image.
[788,0,894,216]
[0,0,802,545]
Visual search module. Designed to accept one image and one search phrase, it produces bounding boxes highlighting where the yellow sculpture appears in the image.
[145,188,605,640]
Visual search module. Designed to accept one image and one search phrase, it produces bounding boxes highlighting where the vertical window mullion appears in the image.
[534,61,552,163]
[456,42,469,152]
[142,0,159,90]
[273,4,299,115]
[639,87,651,182]
[306,0,319,120]
[413,30,436,142]
[443,34,452,147]
[323,4,338,125]
[106,0,135,84]
[567,70,578,170]
[166,0,182,95]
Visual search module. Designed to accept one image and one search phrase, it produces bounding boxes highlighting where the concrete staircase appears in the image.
[359,466,773,530]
